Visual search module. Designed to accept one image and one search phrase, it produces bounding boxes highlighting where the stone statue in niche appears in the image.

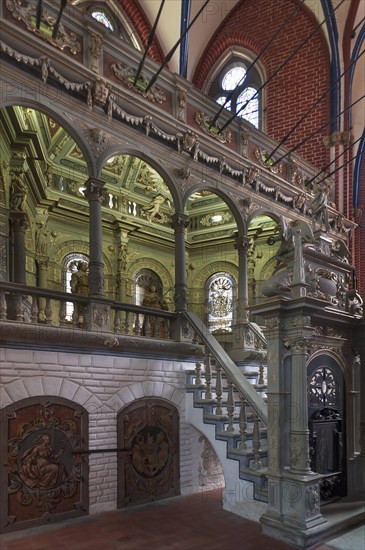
[142,284,169,337]
[70,261,89,296]
[36,222,49,256]
[10,171,28,212]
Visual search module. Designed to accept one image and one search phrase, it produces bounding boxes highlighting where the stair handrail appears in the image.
[245,320,267,350]
[183,311,268,424]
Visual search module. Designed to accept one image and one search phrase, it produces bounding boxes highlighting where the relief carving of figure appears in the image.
[141,193,171,223]
[10,171,28,212]
[19,433,69,489]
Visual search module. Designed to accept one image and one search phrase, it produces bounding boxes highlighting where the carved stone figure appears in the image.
[10,171,28,212]
[141,194,170,223]
[71,261,89,296]
[142,284,169,337]
[310,180,331,232]
[36,222,49,256]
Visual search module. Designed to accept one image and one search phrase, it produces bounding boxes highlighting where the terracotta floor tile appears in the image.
[0,489,354,550]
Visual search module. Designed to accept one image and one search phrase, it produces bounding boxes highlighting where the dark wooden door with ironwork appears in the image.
[308,357,346,502]
[117,398,179,507]
[0,397,88,533]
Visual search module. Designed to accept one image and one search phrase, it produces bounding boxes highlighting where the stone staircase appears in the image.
[183,312,269,520]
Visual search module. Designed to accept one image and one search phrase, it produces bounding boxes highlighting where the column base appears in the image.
[348,455,365,497]
[262,471,327,548]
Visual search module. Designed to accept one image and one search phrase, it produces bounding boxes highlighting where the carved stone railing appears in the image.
[0,282,175,339]
[184,312,268,425]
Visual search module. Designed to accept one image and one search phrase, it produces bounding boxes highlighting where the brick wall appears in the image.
[193,0,330,169]
[0,348,214,514]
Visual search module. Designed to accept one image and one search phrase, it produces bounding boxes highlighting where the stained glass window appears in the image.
[206,273,235,333]
[209,58,262,129]
[92,11,114,31]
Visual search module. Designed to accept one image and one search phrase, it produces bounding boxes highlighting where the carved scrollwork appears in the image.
[194,112,232,143]
[6,0,81,54]
[111,62,166,103]
[254,148,283,174]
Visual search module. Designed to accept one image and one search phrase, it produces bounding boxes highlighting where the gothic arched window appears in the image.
[91,10,114,31]
[206,273,235,333]
[209,55,263,129]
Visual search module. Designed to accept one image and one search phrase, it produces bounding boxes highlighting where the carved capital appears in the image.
[10,211,29,232]
[235,235,251,255]
[284,336,311,354]
[170,213,190,233]
[84,178,105,201]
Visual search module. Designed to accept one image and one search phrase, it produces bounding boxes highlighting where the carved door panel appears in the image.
[308,361,346,502]
[0,398,88,533]
[117,398,179,507]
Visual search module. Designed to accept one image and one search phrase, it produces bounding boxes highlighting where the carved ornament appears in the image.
[194,112,232,143]
[111,62,166,104]
[6,0,81,55]
[254,148,283,174]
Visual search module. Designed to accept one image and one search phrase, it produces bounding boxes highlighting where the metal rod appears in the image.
[210,0,306,128]
[72,448,128,454]
[36,0,43,29]
[306,136,361,186]
[52,0,68,39]
[266,48,365,161]
[310,154,357,187]
[145,0,210,93]
[271,92,365,166]
[133,0,165,86]
[218,0,346,134]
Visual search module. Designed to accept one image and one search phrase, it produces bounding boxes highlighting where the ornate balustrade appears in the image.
[0,282,205,359]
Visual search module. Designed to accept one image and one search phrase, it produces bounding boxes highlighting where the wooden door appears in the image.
[0,398,88,533]
[117,398,179,507]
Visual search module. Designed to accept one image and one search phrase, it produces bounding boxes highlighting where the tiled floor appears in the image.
[0,489,347,550]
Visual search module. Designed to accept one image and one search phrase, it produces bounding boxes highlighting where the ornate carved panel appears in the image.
[0,397,88,533]
[117,398,179,507]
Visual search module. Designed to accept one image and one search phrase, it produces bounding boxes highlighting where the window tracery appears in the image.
[206,273,235,333]
[208,57,263,129]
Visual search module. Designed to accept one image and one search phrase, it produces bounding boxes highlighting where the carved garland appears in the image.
[0,40,352,234]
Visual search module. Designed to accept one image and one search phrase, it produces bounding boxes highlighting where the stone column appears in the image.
[171,213,189,312]
[235,235,250,323]
[11,212,29,283]
[84,177,105,296]
[84,177,109,331]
